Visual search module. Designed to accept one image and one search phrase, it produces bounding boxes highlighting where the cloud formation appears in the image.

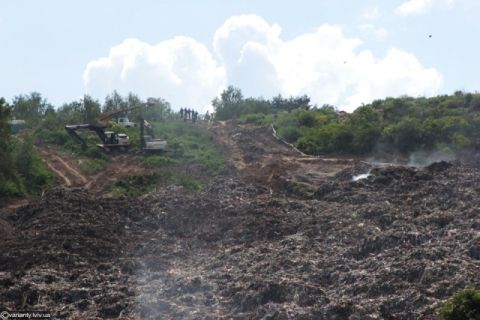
[83,37,225,112]
[359,24,389,40]
[84,15,443,112]
[395,0,456,16]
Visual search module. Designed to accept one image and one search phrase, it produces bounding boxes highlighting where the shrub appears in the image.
[143,156,177,167]
[237,113,274,125]
[439,288,480,320]
[298,111,316,127]
[0,178,24,198]
[80,159,107,175]
[277,125,300,143]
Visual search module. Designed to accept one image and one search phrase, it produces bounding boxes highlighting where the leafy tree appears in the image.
[213,86,244,120]
[103,90,127,113]
[11,92,52,127]
[384,117,424,153]
[82,95,101,123]
[439,288,480,320]
[272,94,311,112]
[347,106,383,153]
[142,97,172,121]
[0,98,13,178]
[57,100,84,124]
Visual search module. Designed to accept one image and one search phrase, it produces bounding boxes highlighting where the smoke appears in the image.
[352,170,372,181]
[407,149,456,167]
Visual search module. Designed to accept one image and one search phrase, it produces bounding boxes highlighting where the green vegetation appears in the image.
[439,288,480,320]
[5,85,480,198]
[1,90,225,199]
[0,98,54,198]
[214,87,480,156]
[151,119,225,174]
[33,92,172,157]
[113,120,225,197]
[80,158,107,175]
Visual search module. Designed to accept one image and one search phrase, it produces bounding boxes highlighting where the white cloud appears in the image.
[84,15,443,112]
[359,24,389,40]
[361,7,380,21]
[213,15,282,98]
[395,0,456,16]
[213,16,441,111]
[83,37,225,113]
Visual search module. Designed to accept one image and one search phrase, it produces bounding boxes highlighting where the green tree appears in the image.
[82,95,101,123]
[57,100,84,124]
[439,288,480,320]
[11,92,52,127]
[212,86,244,120]
[103,90,127,113]
[0,98,12,178]
[143,97,172,121]
[272,94,311,112]
[384,117,424,153]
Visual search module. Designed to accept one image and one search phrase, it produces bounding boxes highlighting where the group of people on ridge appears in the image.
[179,108,199,123]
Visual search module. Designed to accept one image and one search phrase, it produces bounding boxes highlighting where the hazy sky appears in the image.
[1,0,479,111]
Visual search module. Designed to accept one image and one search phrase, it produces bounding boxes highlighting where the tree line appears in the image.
[212,87,480,157]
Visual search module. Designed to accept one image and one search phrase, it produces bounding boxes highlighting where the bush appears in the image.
[439,288,480,320]
[0,178,24,197]
[81,145,105,159]
[298,111,316,127]
[277,125,300,143]
[80,159,107,174]
[10,136,54,194]
[143,156,177,167]
[237,113,274,125]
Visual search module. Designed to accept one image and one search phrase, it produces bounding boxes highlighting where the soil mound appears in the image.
[1,159,479,319]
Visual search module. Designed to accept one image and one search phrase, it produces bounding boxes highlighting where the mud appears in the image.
[1,124,479,319]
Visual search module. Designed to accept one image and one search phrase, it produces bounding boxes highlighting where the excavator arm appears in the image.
[96,105,145,127]
[65,124,107,149]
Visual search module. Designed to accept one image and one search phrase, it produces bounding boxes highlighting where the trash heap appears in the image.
[1,161,479,319]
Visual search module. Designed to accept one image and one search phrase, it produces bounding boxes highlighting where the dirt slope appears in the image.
[38,146,88,187]
[37,146,146,195]
[210,122,356,195]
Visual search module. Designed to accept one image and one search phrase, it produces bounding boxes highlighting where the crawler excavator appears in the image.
[140,118,167,152]
[65,100,167,153]
[65,124,130,152]
[65,104,144,152]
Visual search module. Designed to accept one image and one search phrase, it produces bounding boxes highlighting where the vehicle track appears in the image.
[210,122,359,194]
[39,149,87,187]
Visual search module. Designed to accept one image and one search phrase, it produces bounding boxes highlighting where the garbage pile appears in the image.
[1,162,479,319]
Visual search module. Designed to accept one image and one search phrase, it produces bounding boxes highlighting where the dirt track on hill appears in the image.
[36,146,146,195]
[210,122,356,195]
[1,122,479,319]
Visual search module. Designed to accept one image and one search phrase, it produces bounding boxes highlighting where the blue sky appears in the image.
[1,0,479,111]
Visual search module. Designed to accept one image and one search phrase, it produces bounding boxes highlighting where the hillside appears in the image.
[1,121,479,319]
